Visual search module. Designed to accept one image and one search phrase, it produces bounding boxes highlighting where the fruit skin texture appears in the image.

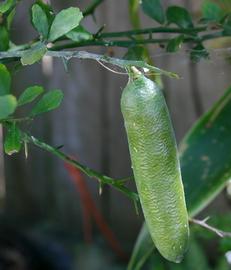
[121,71,189,263]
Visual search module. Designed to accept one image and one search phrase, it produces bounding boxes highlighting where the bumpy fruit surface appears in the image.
[121,70,189,263]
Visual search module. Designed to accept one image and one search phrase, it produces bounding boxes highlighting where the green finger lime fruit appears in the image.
[121,68,189,263]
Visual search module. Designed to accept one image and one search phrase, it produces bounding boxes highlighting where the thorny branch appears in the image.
[190,217,231,238]
[0,50,179,78]
[23,133,139,203]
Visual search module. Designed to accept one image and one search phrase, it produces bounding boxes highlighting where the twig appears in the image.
[190,217,231,238]
[99,26,207,38]
[50,37,194,51]
[0,50,179,78]
[23,133,139,202]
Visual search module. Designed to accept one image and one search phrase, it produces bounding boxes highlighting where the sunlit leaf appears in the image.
[0,95,17,120]
[48,7,83,42]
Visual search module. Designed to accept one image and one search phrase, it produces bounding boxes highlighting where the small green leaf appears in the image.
[166,35,184,52]
[190,44,209,63]
[141,0,165,24]
[0,0,15,13]
[30,89,63,116]
[0,63,11,96]
[66,25,93,42]
[21,42,47,66]
[166,6,193,28]
[18,85,44,106]
[31,4,49,38]
[48,7,83,42]
[202,0,223,22]
[0,95,17,120]
[0,26,9,51]
[4,122,22,155]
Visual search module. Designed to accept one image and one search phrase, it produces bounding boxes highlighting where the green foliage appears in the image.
[18,86,44,106]
[21,42,47,65]
[34,0,54,26]
[48,7,83,42]
[141,0,165,24]
[0,65,64,122]
[0,63,11,96]
[4,122,22,155]
[202,0,224,22]
[30,89,64,117]
[0,0,16,14]
[166,6,194,28]
[31,4,49,38]
[0,95,17,120]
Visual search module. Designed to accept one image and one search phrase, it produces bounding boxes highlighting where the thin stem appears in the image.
[0,50,179,78]
[190,217,231,238]
[51,38,172,50]
[43,30,225,51]
[23,133,138,202]
[83,0,105,16]
[99,26,207,38]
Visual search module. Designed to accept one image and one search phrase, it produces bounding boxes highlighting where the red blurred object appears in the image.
[64,161,128,260]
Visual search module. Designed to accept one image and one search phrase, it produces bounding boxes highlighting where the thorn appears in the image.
[203,216,210,223]
[99,182,103,195]
[24,141,28,159]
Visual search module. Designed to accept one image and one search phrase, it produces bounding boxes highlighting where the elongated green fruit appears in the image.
[121,69,189,263]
